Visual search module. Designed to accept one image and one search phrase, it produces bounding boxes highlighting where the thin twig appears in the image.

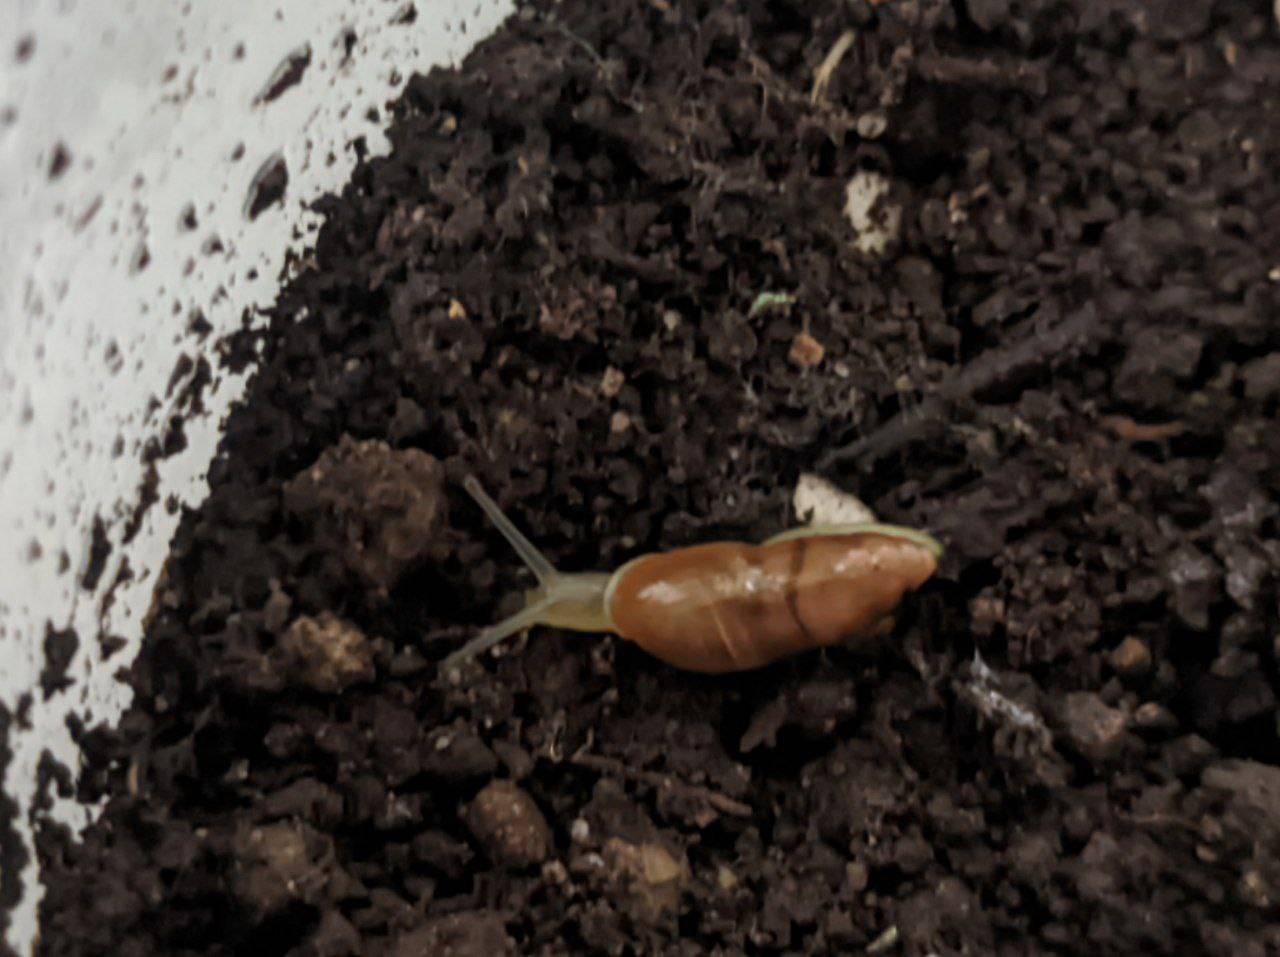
[811,30,857,104]
[914,53,1048,95]
[819,304,1103,468]
[569,752,753,818]
[1119,811,1200,833]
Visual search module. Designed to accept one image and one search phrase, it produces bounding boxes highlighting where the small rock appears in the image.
[1164,545,1220,631]
[600,366,626,398]
[788,331,825,367]
[1132,702,1178,731]
[276,613,375,693]
[792,472,876,525]
[855,110,887,139]
[464,780,552,868]
[845,861,868,893]
[738,695,789,753]
[1054,691,1128,764]
[602,837,687,918]
[1108,637,1152,676]
[716,864,739,890]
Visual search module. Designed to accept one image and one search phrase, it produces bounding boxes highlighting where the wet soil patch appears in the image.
[34,0,1280,954]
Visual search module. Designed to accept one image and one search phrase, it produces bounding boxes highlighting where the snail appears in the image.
[442,476,943,673]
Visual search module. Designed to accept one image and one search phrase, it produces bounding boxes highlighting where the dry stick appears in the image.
[819,304,1102,468]
[914,53,1049,95]
[811,30,857,104]
[569,752,754,818]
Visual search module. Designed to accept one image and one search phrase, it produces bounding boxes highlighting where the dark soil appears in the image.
[32,0,1280,954]
[0,704,29,957]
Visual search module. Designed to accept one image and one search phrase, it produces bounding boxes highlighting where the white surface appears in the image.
[0,0,512,950]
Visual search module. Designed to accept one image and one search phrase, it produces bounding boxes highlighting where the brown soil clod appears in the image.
[463,780,553,869]
[276,612,377,694]
[283,435,445,593]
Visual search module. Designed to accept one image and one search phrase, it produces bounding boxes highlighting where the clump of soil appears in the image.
[33,0,1280,954]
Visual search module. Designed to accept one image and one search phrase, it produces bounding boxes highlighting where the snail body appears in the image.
[443,476,942,674]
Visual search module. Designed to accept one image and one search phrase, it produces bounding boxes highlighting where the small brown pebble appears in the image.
[1133,701,1178,731]
[602,837,687,917]
[600,365,626,398]
[788,331,825,367]
[610,411,631,433]
[1055,691,1128,764]
[277,612,375,693]
[464,780,552,868]
[1108,637,1152,676]
[845,861,869,893]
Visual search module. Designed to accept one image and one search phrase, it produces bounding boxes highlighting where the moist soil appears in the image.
[32,0,1280,954]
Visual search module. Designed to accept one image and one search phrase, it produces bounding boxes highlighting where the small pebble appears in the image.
[846,861,869,893]
[277,613,374,693]
[1108,637,1152,676]
[856,111,887,138]
[600,366,626,398]
[1133,702,1178,731]
[716,865,738,890]
[464,780,552,868]
[1056,691,1128,764]
[789,331,825,367]
[602,838,686,916]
